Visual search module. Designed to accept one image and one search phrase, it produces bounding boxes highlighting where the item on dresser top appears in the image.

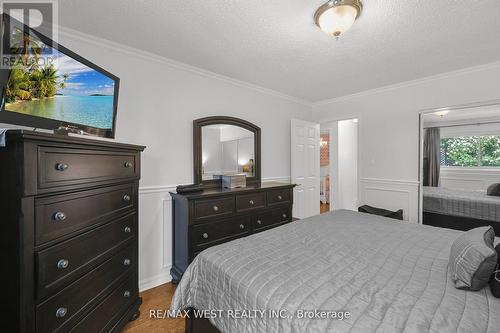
[176,183,205,194]
[0,128,6,147]
[487,183,500,196]
[216,173,247,189]
[449,226,497,291]
[0,130,145,332]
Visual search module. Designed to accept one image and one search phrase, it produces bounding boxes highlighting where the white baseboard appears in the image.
[139,267,172,292]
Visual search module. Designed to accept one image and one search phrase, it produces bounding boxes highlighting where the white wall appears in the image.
[220,126,253,142]
[312,62,500,223]
[439,122,500,138]
[337,119,358,210]
[440,168,500,191]
[0,29,311,291]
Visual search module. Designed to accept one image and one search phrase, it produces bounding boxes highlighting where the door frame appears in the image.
[319,116,360,211]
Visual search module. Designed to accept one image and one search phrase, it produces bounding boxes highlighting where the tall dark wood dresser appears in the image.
[170,182,295,283]
[0,130,145,333]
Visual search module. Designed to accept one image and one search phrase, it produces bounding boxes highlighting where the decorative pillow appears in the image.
[449,226,497,291]
[487,183,500,196]
[489,243,500,298]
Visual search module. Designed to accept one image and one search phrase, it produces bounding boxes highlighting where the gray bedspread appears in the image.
[423,186,500,222]
[171,210,500,333]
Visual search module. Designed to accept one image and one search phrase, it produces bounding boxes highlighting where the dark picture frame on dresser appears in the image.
[171,116,295,284]
[0,130,145,333]
[193,116,261,187]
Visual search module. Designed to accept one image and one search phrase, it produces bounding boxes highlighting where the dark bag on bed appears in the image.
[358,205,403,220]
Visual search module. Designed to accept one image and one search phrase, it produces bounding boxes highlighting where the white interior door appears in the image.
[291,119,320,219]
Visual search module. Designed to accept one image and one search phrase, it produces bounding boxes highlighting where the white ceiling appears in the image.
[58,0,500,102]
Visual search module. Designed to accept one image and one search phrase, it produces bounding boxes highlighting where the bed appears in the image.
[171,210,500,333]
[423,186,500,235]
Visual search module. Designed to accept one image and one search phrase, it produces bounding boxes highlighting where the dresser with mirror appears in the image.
[170,116,295,283]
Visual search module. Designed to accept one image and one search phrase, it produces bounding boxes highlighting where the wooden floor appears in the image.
[123,283,184,333]
[320,202,330,214]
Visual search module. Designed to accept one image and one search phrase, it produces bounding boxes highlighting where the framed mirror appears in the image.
[193,116,261,186]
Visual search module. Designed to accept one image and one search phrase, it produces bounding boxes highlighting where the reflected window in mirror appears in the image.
[202,125,255,180]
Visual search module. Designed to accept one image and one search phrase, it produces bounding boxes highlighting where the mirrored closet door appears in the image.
[419,101,500,235]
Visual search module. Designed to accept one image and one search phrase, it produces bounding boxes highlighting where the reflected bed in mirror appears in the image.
[202,124,255,180]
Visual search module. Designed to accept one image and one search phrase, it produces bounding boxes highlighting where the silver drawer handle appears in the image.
[239,224,245,230]
[123,194,131,202]
[123,258,131,266]
[124,226,132,233]
[55,307,67,318]
[249,200,255,205]
[124,161,133,168]
[277,195,283,200]
[203,233,209,239]
[282,214,287,219]
[124,290,131,298]
[55,163,69,171]
[57,259,69,269]
[257,220,262,225]
[213,205,219,212]
[53,212,67,221]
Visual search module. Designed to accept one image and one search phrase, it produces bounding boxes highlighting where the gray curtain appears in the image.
[423,127,440,187]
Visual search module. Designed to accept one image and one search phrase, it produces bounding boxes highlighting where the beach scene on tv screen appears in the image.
[4,34,115,130]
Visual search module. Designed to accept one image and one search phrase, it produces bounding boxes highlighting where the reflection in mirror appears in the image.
[420,103,500,235]
[202,125,255,180]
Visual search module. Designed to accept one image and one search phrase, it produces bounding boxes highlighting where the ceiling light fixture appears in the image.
[434,110,450,117]
[314,0,363,38]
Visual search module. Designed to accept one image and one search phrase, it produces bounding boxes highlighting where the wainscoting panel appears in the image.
[137,177,290,291]
[138,185,175,291]
[359,178,419,223]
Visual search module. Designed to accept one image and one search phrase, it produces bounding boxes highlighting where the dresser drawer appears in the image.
[35,184,136,245]
[235,192,266,212]
[68,275,137,333]
[192,217,251,249]
[36,245,135,333]
[267,188,291,206]
[253,207,292,232]
[193,197,234,219]
[272,206,292,223]
[38,146,139,190]
[36,214,135,300]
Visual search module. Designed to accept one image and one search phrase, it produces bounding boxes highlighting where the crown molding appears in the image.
[312,60,500,108]
[55,25,312,107]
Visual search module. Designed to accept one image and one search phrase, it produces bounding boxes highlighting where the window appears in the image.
[440,135,500,167]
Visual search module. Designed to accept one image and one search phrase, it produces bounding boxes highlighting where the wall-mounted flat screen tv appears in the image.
[0,14,119,138]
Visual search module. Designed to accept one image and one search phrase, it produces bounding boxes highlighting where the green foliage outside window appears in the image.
[441,135,500,167]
